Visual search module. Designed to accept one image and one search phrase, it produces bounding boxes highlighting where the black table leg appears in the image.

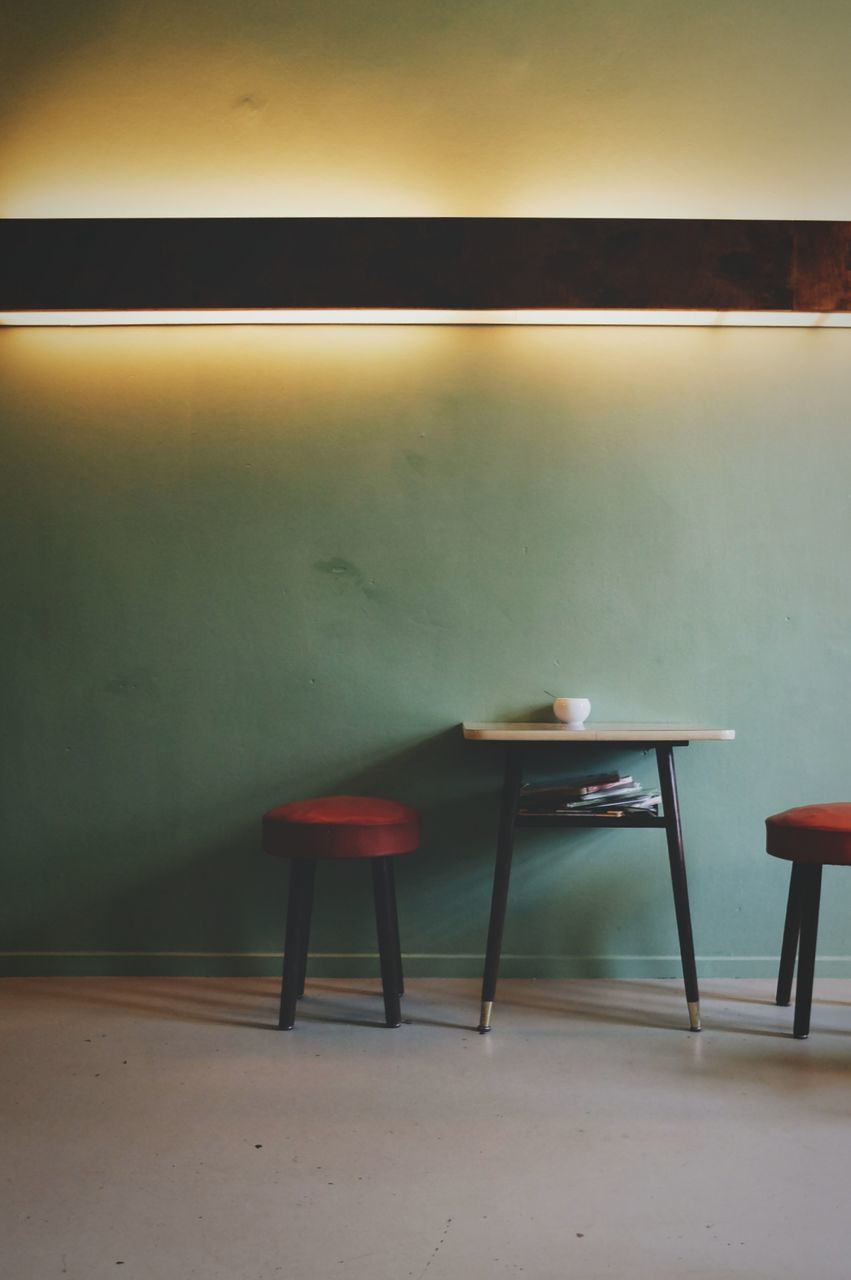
[297,860,317,999]
[793,862,822,1039]
[656,746,701,1031]
[776,861,803,1006]
[387,857,404,995]
[372,857,402,1028]
[279,858,313,1030]
[478,746,524,1032]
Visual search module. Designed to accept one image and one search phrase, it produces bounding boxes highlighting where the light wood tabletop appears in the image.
[463,722,735,742]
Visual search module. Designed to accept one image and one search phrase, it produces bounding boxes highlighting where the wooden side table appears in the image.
[462,723,735,1033]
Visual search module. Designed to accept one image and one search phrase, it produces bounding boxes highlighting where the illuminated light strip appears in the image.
[3,309,851,327]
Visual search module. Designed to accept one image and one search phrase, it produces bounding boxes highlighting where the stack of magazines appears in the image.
[518,772,661,818]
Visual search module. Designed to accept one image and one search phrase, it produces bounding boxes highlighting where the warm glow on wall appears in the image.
[2,173,442,222]
[0,321,448,420]
[4,4,851,221]
[0,52,446,219]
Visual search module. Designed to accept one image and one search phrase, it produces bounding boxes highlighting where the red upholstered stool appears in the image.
[262,795,419,1029]
[767,803,851,1038]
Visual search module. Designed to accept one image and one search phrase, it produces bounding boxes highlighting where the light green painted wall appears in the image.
[2,2,851,976]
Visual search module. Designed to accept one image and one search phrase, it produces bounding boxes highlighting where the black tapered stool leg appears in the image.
[793,863,822,1039]
[386,857,404,995]
[372,857,402,1027]
[279,858,314,1029]
[656,746,701,1031]
[776,861,804,1006]
[478,746,524,1033]
[297,861,317,999]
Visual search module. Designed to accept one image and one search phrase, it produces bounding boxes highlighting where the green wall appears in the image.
[3,1,851,977]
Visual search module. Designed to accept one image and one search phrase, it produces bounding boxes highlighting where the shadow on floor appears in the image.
[6,976,850,1048]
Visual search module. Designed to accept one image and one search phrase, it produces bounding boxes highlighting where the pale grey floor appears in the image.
[4,977,851,1280]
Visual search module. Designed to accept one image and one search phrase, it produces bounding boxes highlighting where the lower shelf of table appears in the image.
[516,812,667,829]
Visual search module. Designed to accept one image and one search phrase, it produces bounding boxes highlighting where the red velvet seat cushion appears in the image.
[766,803,851,865]
[263,795,420,860]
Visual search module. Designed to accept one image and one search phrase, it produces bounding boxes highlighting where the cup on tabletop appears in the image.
[552,697,591,729]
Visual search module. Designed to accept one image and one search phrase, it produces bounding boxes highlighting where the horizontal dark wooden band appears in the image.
[2,218,850,312]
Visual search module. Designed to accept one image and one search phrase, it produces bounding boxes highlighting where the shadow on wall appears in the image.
[3,727,488,966]
[263,724,659,976]
[4,725,661,975]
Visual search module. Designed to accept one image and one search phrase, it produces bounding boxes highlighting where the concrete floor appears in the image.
[3,978,851,1280]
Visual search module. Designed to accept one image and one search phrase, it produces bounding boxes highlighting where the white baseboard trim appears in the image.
[5,952,851,978]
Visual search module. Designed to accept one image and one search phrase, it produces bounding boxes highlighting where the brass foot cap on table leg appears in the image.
[687,1000,701,1032]
[477,1000,493,1033]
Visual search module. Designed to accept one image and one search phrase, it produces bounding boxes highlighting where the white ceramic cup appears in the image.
[552,697,591,729]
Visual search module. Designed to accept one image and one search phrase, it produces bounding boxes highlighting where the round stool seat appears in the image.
[263,794,420,860]
[766,803,851,865]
